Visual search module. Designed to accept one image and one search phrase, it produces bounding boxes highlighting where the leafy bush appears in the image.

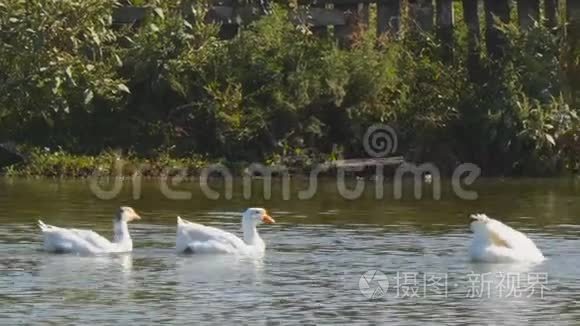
[0,2,577,176]
[0,0,126,150]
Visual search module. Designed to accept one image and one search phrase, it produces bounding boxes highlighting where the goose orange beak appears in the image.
[131,212,141,221]
[261,214,275,224]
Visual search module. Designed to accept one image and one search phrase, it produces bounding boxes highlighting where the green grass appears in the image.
[2,148,212,178]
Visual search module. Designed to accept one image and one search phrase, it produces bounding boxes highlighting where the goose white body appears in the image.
[469,214,544,263]
[176,208,274,256]
[38,207,141,255]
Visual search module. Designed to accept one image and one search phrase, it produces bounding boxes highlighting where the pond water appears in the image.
[1,177,580,325]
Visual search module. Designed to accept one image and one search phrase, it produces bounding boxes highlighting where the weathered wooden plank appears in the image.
[568,0,580,21]
[377,0,402,36]
[293,7,346,27]
[568,0,580,107]
[436,0,454,61]
[208,6,262,24]
[209,5,348,27]
[484,0,511,59]
[517,0,540,29]
[408,0,435,33]
[462,0,481,79]
[334,2,359,47]
[359,2,370,27]
[309,1,329,36]
[112,7,148,24]
[544,0,559,28]
[209,3,264,38]
[330,156,405,168]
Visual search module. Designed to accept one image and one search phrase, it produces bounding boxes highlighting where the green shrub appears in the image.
[0,0,126,150]
[0,2,577,176]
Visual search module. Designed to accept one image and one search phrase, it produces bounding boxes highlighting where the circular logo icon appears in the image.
[363,124,398,158]
[359,270,389,299]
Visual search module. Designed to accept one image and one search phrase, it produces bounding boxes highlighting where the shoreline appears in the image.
[1,149,575,179]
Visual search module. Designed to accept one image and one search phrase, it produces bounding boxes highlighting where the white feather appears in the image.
[38,207,140,255]
[469,213,544,263]
[176,208,274,256]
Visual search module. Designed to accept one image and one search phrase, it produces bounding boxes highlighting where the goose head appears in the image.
[242,208,275,227]
[115,206,141,223]
[469,213,490,233]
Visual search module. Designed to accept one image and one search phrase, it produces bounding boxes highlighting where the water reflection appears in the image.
[469,261,539,274]
[37,253,133,279]
[175,254,265,284]
[34,254,134,304]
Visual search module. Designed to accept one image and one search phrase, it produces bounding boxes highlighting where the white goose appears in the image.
[469,213,544,263]
[176,208,275,255]
[38,207,141,255]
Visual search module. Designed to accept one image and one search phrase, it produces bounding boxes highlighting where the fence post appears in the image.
[408,0,435,33]
[568,0,580,106]
[568,0,580,51]
[463,0,481,79]
[436,0,454,61]
[544,0,559,28]
[311,0,329,36]
[334,2,360,48]
[484,0,511,59]
[377,0,402,37]
[517,0,540,29]
[568,0,580,30]
[213,0,240,39]
[359,2,370,27]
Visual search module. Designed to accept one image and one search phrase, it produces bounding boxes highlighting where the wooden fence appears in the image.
[114,1,580,78]
[114,1,577,43]
[114,0,580,34]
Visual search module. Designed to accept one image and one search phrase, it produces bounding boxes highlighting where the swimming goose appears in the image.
[38,207,141,255]
[469,213,544,263]
[176,208,275,255]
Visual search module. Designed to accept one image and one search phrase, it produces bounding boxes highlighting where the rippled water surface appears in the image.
[1,178,580,325]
